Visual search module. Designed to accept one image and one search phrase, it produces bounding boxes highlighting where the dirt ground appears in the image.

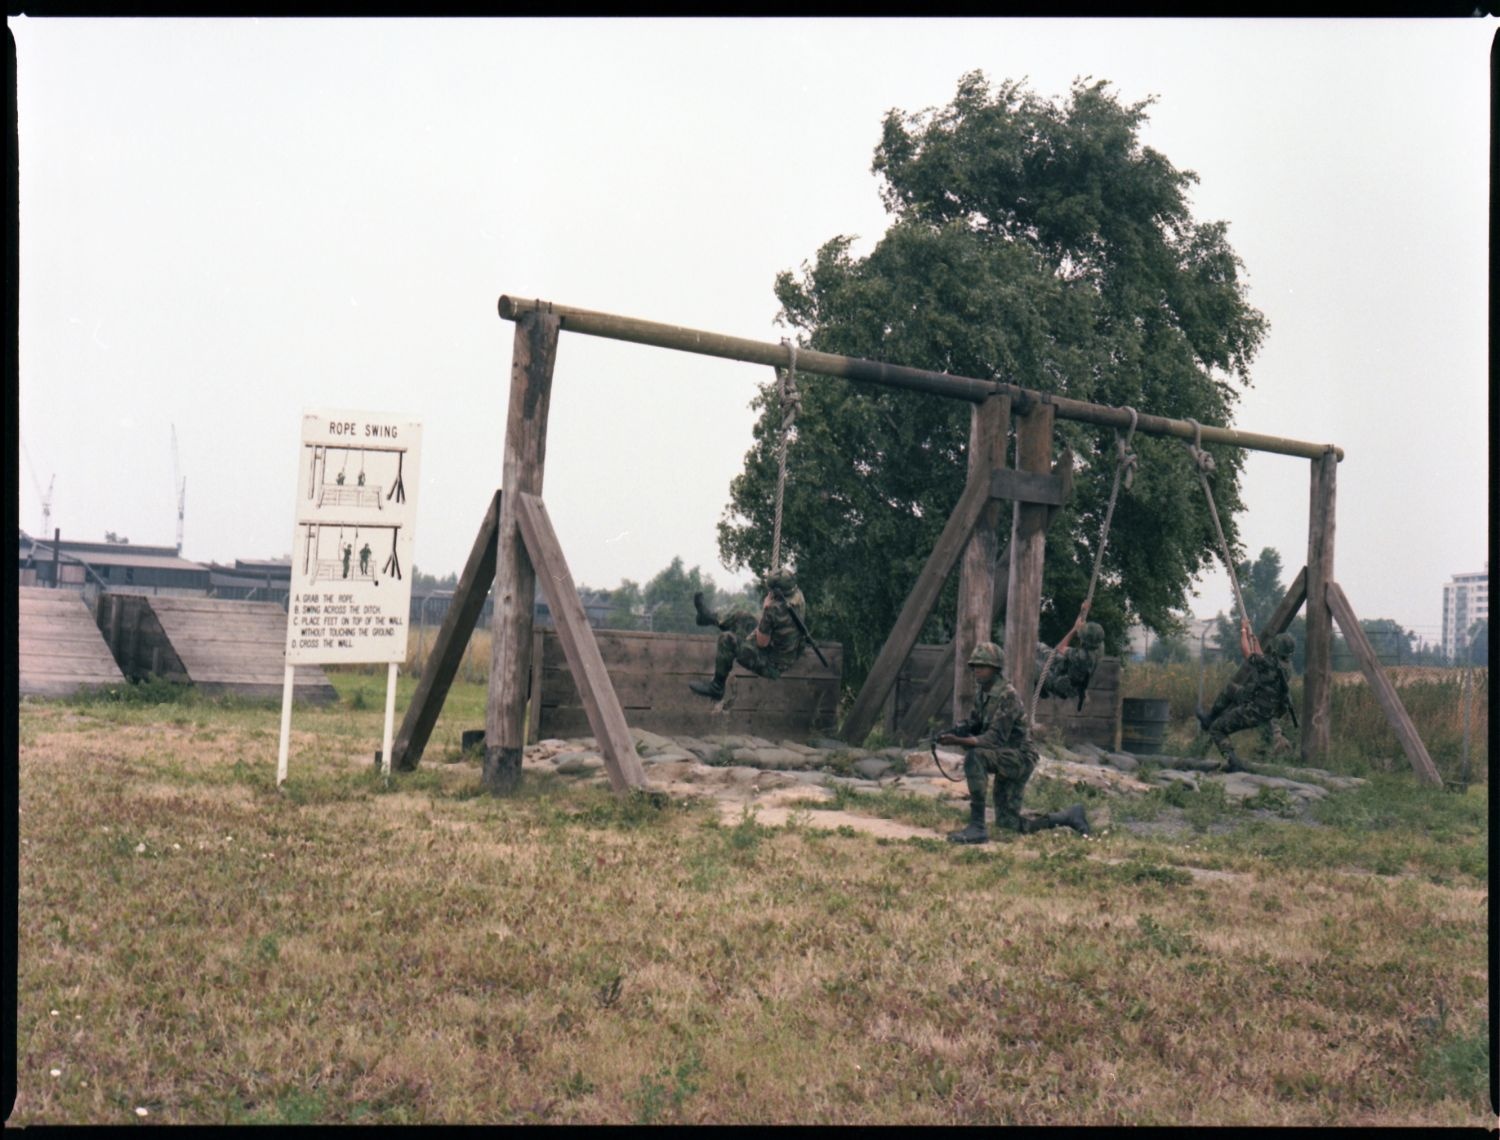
[523,735,1341,848]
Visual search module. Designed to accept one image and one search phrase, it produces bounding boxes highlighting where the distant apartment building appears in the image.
[1441,564,1488,662]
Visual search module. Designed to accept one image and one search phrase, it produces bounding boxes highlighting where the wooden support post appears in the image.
[896,449,1074,743]
[838,469,992,745]
[1303,450,1337,761]
[954,394,1010,718]
[1002,400,1055,702]
[899,542,1013,743]
[514,493,647,793]
[485,312,560,794]
[1327,581,1442,787]
[390,490,501,771]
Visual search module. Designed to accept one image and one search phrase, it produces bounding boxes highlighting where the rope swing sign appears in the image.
[280,409,423,785]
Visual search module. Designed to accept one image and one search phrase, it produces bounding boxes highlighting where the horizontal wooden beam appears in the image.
[498,294,1344,461]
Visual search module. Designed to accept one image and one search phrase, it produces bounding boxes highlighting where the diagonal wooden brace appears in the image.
[391,490,501,771]
[838,470,994,745]
[514,492,648,792]
[1326,581,1442,787]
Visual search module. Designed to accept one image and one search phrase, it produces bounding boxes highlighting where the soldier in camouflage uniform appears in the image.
[1037,611,1106,707]
[1198,621,1297,772]
[940,642,1090,844]
[687,566,808,700]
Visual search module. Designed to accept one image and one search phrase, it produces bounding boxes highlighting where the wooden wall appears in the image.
[880,643,949,736]
[97,593,189,683]
[97,594,337,703]
[531,627,842,741]
[19,587,127,697]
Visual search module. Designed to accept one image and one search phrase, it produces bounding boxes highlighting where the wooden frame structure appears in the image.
[390,295,1442,792]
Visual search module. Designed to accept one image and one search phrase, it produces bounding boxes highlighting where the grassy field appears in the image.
[12,668,1491,1125]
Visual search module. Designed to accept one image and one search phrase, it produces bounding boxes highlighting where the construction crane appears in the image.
[170,424,186,554]
[20,439,54,537]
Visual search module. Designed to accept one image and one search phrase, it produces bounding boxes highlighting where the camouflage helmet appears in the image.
[1271,633,1296,660]
[762,565,797,593]
[966,641,1004,669]
[1080,621,1105,650]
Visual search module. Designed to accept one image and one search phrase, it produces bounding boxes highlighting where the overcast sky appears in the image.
[10,17,1492,643]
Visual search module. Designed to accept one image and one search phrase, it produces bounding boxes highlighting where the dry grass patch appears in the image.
[14,689,1490,1126]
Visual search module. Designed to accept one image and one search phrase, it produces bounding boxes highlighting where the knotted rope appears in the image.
[1028,408,1138,723]
[769,339,801,570]
[1185,417,1253,650]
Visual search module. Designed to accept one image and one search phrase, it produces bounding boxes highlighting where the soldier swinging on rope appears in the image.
[1198,618,1298,773]
[687,566,811,701]
[1034,603,1107,709]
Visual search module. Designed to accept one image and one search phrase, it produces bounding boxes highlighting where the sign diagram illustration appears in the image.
[284,412,421,666]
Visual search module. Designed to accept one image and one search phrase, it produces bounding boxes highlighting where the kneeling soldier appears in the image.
[688,566,808,700]
[1198,621,1297,773]
[939,642,1090,844]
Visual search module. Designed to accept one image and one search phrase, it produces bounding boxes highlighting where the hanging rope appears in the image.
[1185,418,1255,651]
[769,339,801,570]
[1029,407,1139,722]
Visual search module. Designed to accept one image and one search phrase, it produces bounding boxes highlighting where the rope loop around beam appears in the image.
[1116,406,1139,492]
[1185,417,1216,475]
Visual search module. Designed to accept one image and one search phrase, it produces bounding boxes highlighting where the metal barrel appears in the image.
[1120,697,1172,755]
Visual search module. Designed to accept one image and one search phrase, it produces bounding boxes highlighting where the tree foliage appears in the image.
[1146,632,1191,664]
[592,557,753,634]
[1212,547,1306,670]
[1465,618,1488,666]
[719,72,1268,686]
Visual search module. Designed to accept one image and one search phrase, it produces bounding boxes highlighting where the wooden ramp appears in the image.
[97,594,338,703]
[530,627,843,741]
[19,587,128,698]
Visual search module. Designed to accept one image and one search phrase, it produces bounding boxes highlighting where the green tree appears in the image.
[1359,618,1416,667]
[642,557,720,634]
[1211,547,1307,672]
[1214,547,1297,640]
[1466,618,1488,666]
[719,72,1268,686]
[603,579,645,630]
[410,566,459,594]
[1325,617,1417,670]
[1147,631,1191,664]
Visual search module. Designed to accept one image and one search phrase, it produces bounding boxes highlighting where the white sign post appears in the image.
[278,409,422,785]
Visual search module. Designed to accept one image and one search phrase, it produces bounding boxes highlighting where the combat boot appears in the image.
[1221,748,1246,774]
[688,676,726,700]
[1048,803,1091,836]
[947,804,989,845]
[1196,709,1212,732]
[693,592,720,628]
